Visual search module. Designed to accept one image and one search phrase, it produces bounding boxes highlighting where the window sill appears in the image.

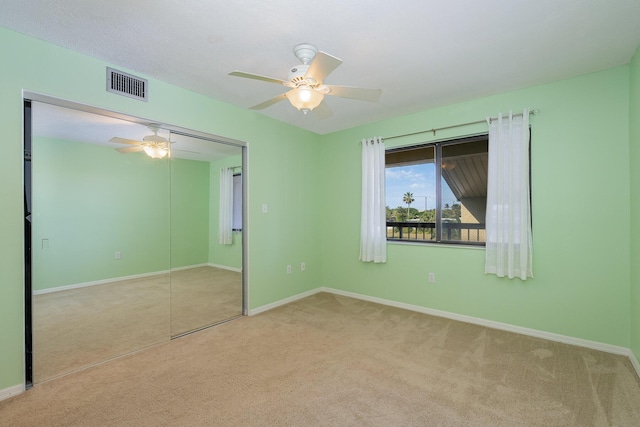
[386,240,485,250]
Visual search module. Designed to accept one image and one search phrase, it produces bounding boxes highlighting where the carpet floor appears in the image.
[33,266,242,382]
[4,292,640,426]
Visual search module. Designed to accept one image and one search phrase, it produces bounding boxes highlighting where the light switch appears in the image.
[262,204,268,214]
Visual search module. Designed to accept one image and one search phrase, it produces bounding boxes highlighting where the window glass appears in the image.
[385,135,487,245]
[386,146,436,241]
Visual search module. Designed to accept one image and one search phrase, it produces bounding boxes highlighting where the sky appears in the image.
[385,163,458,210]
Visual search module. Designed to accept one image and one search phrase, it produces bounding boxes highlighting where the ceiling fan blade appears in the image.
[324,85,382,102]
[312,100,333,120]
[229,71,287,85]
[305,52,342,84]
[249,92,289,110]
[109,137,142,145]
[116,146,144,154]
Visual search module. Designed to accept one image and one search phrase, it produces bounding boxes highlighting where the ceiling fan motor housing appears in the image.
[293,43,317,64]
[287,65,310,85]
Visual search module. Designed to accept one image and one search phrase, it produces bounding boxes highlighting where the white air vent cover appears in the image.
[106,67,148,101]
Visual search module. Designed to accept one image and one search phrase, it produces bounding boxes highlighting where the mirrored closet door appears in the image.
[28,101,244,384]
[168,132,243,336]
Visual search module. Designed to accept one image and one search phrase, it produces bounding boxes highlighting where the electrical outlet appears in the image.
[301,262,306,271]
[286,265,292,274]
[428,272,435,283]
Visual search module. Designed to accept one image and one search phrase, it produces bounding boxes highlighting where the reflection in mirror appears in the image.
[29,102,244,382]
[169,133,243,336]
[30,105,172,382]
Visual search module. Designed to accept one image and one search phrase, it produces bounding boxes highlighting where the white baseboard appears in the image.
[32,263,235,295]
[171,263,209,272]
[250,287,636,365]
[248,288,321,316]
[0,384,24,402]
[208,263,242,273]
[320,287,632,356]
[33,269,171,295]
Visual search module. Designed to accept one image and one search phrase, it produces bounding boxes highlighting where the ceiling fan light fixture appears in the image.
[287,87,324,114]
[143,144,168,159]
[230,43,380,119]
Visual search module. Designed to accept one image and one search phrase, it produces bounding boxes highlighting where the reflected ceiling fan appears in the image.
[109,124,172,159]
[229,43,382,118]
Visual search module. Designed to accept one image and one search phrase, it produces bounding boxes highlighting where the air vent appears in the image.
[106,67,148,101]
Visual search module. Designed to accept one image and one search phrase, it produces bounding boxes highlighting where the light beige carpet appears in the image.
[33,266,241,383]
[170,266,242,336]
[5,292,640,426]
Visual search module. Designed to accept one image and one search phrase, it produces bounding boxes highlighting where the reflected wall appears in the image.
[30,105,244,382]
[31,136,172,382]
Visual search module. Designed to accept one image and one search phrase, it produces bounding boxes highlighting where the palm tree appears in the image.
[402,192,415,219]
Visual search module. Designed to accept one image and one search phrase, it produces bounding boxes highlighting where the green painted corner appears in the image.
[170,157,211,269]
[629,44,640,363]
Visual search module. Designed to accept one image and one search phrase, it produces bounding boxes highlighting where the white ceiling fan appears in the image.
[229,43,382,118]
[109,124,172,159]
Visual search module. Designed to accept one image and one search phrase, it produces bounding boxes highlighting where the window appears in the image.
[385,134,488,245]
[232,173,242,231]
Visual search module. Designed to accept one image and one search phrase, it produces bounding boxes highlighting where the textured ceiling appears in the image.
[3,1,640,134]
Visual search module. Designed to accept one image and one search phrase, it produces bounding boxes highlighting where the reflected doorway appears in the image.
[26,99,246,384]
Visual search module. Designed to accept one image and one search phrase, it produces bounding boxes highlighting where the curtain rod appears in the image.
[383,109,539,141]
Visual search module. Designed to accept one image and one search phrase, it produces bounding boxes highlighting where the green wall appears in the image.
[32,137,171,290]
[32,138,215,290]
[247,129,322,307]
[209,155,243,270]
[320,66,632,348]
[170,157,211,269]
[0,26,322,391]
[630,45,640,362]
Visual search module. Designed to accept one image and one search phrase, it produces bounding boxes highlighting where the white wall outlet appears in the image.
[115,251,121,260]
[262,204,268,214]
[286,264,292,274]
[301,262,306,271]
[428,272,435,283]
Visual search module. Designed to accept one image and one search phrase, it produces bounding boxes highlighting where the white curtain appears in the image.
[360,137,387,263]
[485,108,533,279]
[218,167,234,245]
